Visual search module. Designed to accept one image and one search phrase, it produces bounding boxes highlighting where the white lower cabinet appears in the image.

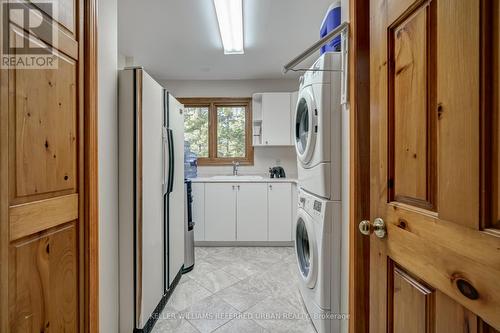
[268,183,292,241]
[237,183,268,241]
[195,181,294,242]
[192,183,205,241]
[205,183,237,241]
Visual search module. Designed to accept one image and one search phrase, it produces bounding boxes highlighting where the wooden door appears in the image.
[236,183,268,241]
[0,0,86,331]
[368,0,500,332]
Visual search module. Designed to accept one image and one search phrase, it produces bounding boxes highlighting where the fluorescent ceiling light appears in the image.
[213,0,244,54]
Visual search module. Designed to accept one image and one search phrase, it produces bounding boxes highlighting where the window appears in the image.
[180,98,254,165]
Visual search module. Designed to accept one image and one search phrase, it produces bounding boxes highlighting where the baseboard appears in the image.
[194,241,294,247]
[134,268,183,333]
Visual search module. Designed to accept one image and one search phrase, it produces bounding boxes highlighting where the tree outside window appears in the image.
[181,98,253,165]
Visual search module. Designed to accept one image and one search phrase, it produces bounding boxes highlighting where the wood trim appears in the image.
[0,28,8,333]
[83,0,99,331]
[179,97,254,166]
[9,194,79,241]
[348,0,371,331]
[481,0,498,230]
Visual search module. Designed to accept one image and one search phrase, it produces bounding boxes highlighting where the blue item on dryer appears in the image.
[184,141,198,179]
[320,2,341,54]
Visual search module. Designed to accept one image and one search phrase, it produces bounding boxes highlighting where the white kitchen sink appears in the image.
[210,175,264,181]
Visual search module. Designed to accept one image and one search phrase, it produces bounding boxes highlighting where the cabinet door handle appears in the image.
[269,184,273,190]
[237,185,240,190]
[232,185,235,190]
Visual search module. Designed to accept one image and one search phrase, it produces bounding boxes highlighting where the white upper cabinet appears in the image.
[236,183,268,241]
[253,92,293,146]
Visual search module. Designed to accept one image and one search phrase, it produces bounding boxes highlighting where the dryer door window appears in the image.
[295,88,316,165]
[296,217,311,276]
[295,211,317,288]
[296,99,309,155]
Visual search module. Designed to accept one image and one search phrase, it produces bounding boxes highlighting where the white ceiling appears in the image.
[118,0,336,80]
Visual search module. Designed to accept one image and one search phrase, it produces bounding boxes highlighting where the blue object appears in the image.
[320,2,341,54]
[184,141,198,179]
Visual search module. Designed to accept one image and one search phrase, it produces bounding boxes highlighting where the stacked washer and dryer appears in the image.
[293,52,348,333]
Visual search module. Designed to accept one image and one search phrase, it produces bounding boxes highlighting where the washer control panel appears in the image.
[298,189,325,219]
[313,200,323,213]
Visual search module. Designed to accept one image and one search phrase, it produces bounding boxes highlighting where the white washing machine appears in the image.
[295,52,342,200]
[295,188,342,333]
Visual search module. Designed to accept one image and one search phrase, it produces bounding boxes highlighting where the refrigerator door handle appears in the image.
[162,126,170,194]
[167,128,174,193]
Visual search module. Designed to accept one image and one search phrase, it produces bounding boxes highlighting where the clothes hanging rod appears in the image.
[283,21,349,74]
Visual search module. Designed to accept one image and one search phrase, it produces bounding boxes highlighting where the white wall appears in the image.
[197,146,298,178]
[162,79,299,177]
[341,0,349,22]
[98,0,119,331]
[162,79,299,97]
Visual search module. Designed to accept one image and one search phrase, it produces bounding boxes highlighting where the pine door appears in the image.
[366,0,500,331]
[0,0,85,331]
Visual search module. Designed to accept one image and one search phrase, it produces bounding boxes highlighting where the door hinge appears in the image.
[387,179,394,189]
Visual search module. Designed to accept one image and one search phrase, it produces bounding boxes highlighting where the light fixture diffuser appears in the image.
[213,0,244,54]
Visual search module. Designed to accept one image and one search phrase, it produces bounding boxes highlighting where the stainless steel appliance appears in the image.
[183,180,195,273]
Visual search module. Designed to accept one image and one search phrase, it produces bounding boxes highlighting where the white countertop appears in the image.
[190,176,297,183]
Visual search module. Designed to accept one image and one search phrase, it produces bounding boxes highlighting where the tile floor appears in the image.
[152,247,317,333]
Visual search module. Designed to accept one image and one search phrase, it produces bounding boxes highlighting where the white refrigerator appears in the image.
[119,67,185,332]
[164,90,185,289]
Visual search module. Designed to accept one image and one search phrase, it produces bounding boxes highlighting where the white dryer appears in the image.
[295,52,342,200]
[295,189,342,333]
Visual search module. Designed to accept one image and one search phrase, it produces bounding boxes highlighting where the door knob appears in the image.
[358,218,386,238]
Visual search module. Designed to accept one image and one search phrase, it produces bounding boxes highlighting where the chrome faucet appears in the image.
[232,161,240,176]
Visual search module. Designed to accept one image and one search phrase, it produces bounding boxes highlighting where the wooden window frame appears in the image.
[179,97,254,166]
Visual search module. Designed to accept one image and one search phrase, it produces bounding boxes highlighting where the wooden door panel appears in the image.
[29,0,76,34]
[10,48,77,202]
[9,193,78,241]
[370,0,500,330]
[8,223,78,333]
[1,0,83,331]
[389,263,482,333]
[390,265,432,333]
[387,0,418,24]
[483,324,500,333]
[7,9,78,61]
[437,0,480,228]
[385,216,500,327]
[435,291,478,333]
[385,206,500,270]
[390,2,436,209]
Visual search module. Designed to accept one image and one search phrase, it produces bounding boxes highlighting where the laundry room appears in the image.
[3,0,498,332]
[112,1,351,332]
